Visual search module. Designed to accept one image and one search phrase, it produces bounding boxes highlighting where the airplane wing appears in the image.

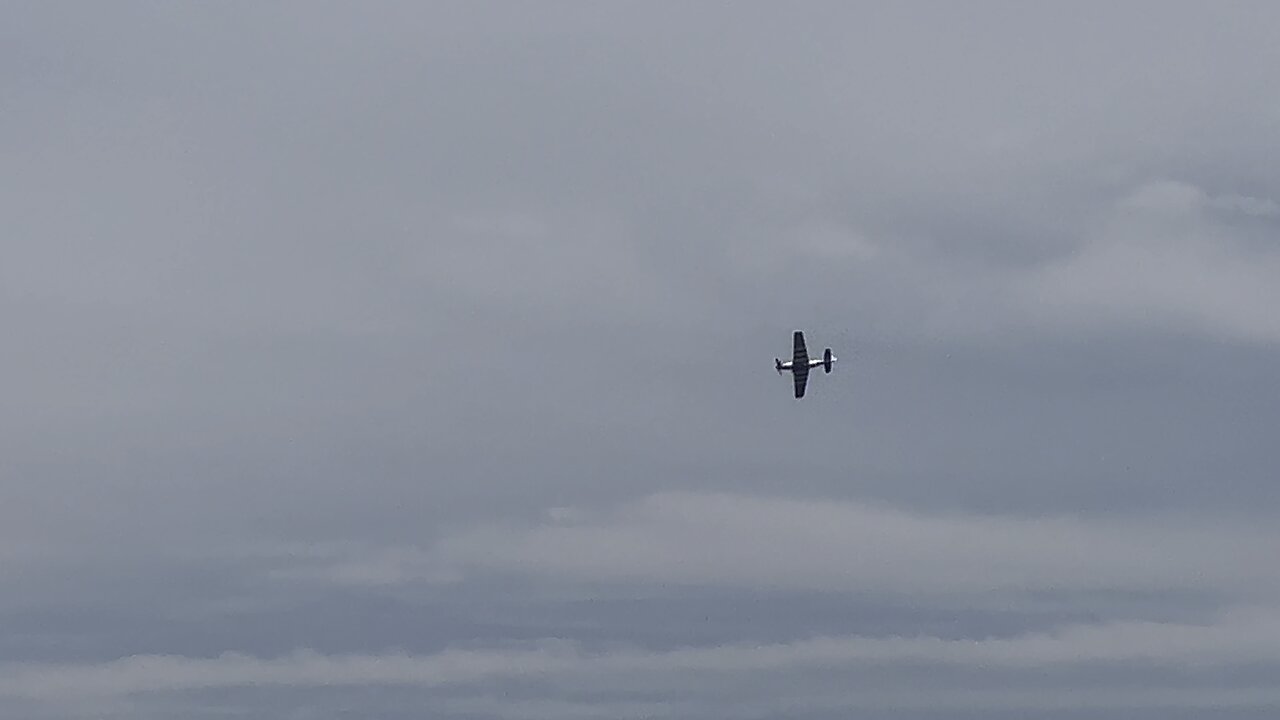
[794,364,809,398]
[793,331,810,398]
[792,331,808,367]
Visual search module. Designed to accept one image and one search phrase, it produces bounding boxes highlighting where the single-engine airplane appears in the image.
[775,330,835,398]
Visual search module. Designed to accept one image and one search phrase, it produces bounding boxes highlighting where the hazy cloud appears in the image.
[8,609,1280,712]
[1030,181,1280,342]
[303,491,1280,600]
[5,2,1280,718]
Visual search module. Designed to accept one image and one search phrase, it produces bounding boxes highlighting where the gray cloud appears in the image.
[293,490,1280,601]
[8,609,1280,711]
[1030,181,1280,342]
[4,2,1280,718]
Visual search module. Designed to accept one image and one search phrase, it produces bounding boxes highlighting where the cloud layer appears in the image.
[439,492,1279,596]
[5,3,1280,718]
[8,608,1280,709]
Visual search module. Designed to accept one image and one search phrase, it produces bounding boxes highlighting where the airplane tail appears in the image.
[823,348,834,373]
[775,358,783,373]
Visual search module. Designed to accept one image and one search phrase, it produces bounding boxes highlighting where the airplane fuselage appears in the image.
[776,359,824,371]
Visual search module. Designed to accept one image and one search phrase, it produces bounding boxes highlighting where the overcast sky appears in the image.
[4,2,1280,718]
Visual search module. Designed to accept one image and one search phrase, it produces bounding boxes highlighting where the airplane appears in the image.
[775,330,835,398]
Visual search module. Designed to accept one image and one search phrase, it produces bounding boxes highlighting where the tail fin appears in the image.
[823,348,833,373]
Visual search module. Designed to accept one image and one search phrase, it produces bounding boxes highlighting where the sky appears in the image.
[3,1,1280,718]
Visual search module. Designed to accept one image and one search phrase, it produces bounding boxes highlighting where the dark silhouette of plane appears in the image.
[775,331,836,399]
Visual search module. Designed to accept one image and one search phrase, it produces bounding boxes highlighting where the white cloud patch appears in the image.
[771,180,1280,345]
[1027,180,1280,342]
[1209,193,1280,218]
